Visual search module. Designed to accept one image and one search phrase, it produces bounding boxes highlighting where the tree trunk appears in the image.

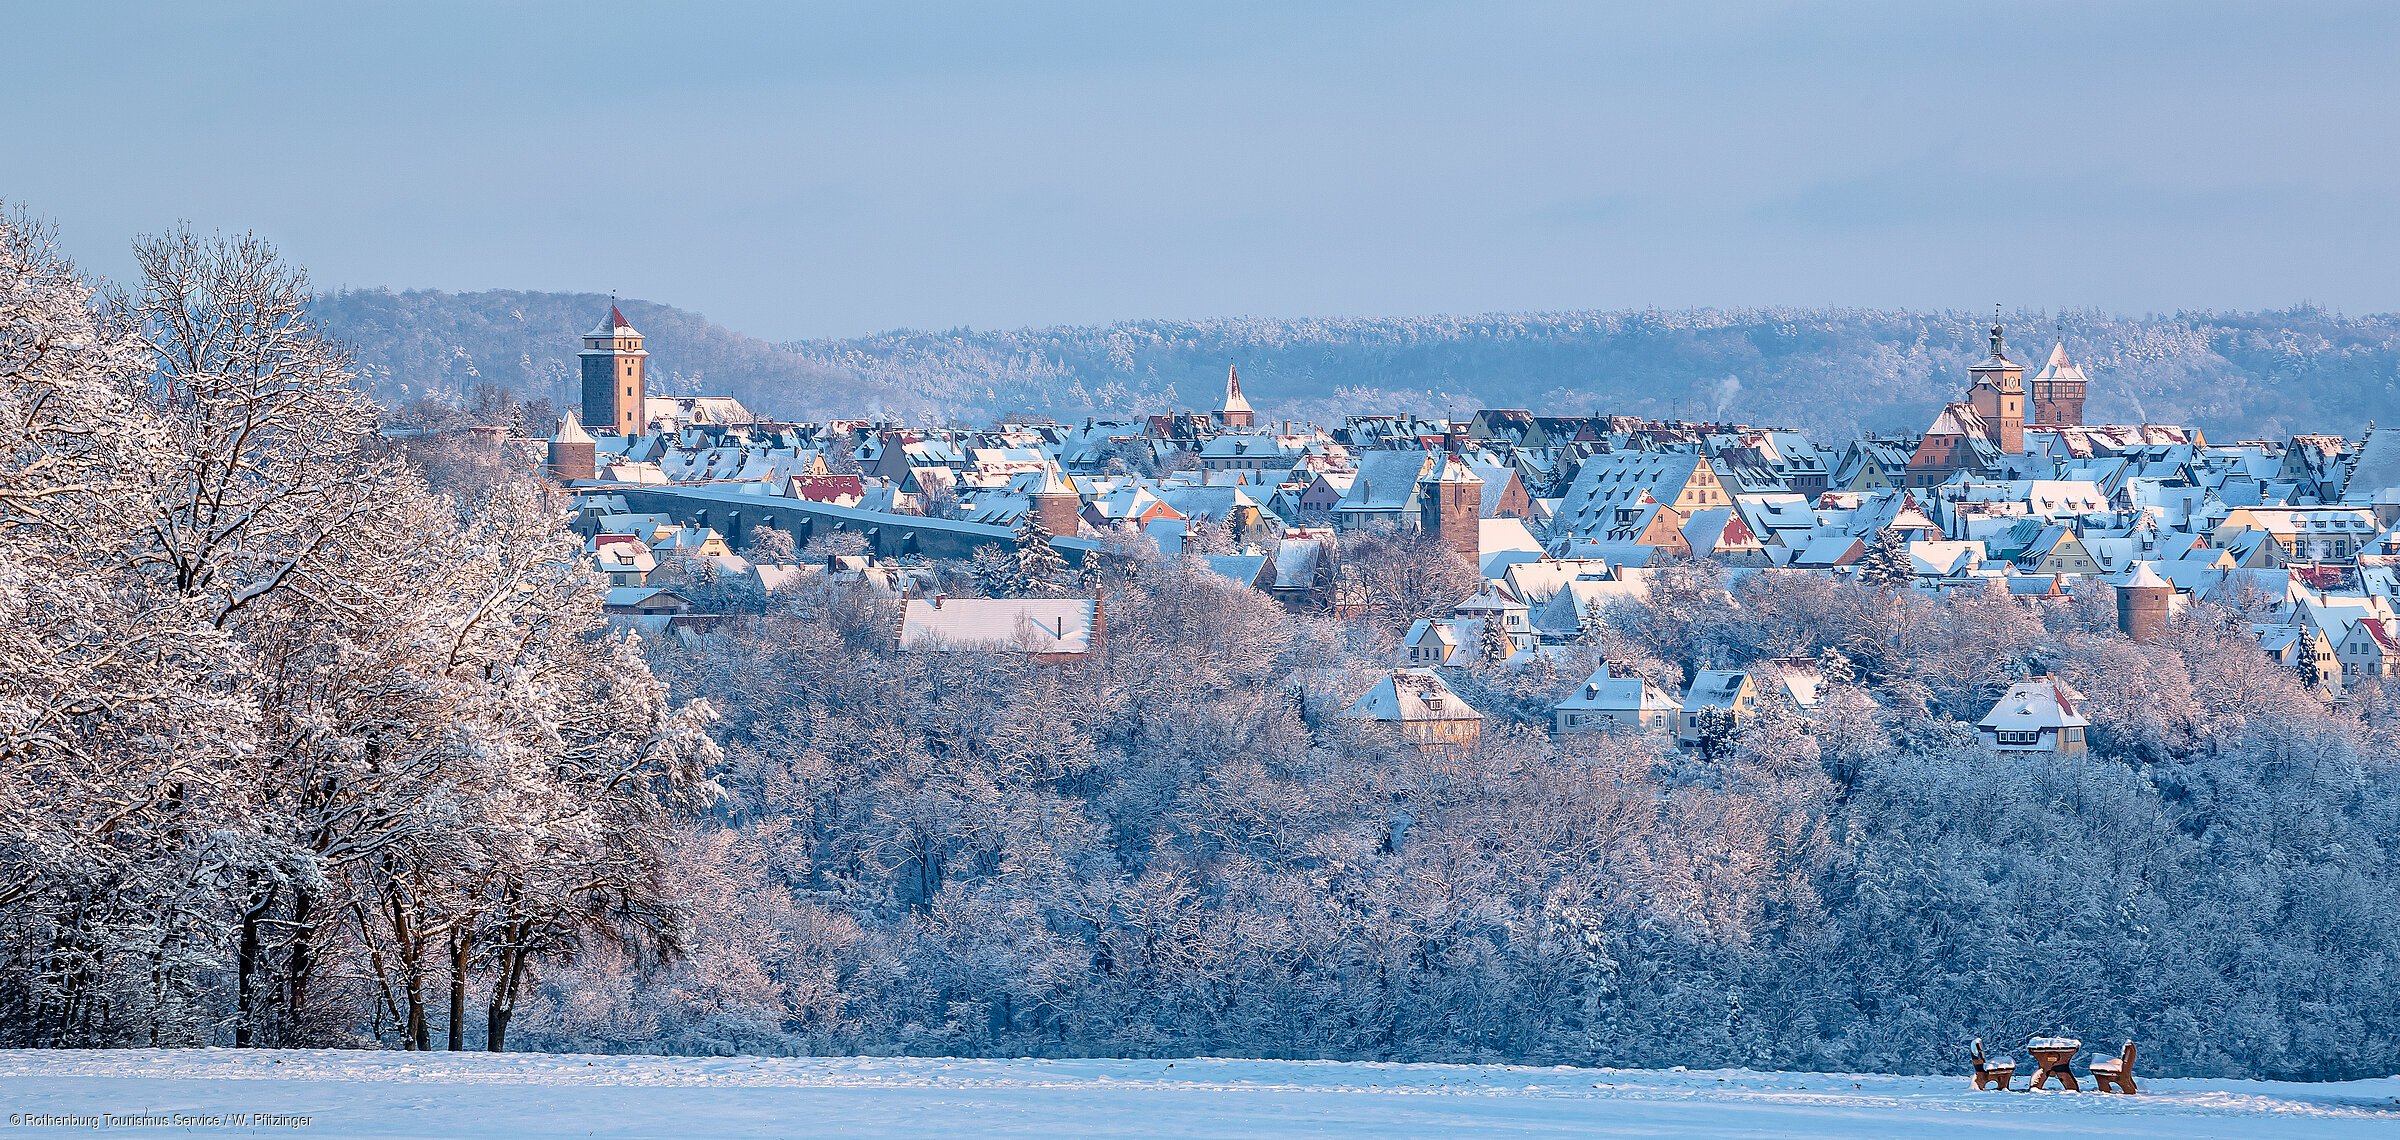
[485,920,531,1053]
[235,876,276,1047]
[283,886,316,1046]
[353,900,402,1044]
[447,927,470,1051]
[384,889,430,1051]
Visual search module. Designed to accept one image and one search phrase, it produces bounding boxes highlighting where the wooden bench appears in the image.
[2089,1041,2138,1094]
[2025,1036,2081,1091]
[1970,1039,2016,1091]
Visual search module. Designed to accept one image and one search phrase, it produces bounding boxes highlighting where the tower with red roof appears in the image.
[578,304,649,436]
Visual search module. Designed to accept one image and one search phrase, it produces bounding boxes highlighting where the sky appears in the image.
[5,1,2397,341]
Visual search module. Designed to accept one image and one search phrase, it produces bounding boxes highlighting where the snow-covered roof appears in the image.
[1923,403,1985,439]
[1270,535,1329,589]
[1423,452,1483,485]
[1339,450,1436,513]
[1908,540,1983,577]
[1479,516,1542,558]
[2032,342,2088,384]
[1345,669,1481,724]
[2121,561,2172,590]
[898,598,1098,655]
[1201,554,1269,588]
[587,305,641,338]
[1219,363,1254,415]
[1681,669,1750,713]
[1555,671,1679,714]
[552,409,596,445]
[1977,678,2090,733]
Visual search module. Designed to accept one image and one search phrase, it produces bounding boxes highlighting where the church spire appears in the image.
[1216,361,1255,429]
[1989,304,2005,360]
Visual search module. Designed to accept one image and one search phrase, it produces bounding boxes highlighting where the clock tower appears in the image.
[1964,314,2025,454]
[579,305,648,436]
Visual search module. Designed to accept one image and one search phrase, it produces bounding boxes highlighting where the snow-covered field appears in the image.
[2,1051,2394,1138]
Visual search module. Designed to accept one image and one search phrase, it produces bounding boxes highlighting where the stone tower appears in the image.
[1417,451,1484,562]
[579,305,649,436]
[2115,561,2174,642]
[546,409,598,482]
[2029,341,2089,428]
[1216,363,1256,430]
[1031,464,1084,539]
[1965,316,2025,454]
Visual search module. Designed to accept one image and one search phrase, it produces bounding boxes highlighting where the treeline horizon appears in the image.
[305,286,2400,444]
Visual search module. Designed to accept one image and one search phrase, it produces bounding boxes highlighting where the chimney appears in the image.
[930,592,944,609]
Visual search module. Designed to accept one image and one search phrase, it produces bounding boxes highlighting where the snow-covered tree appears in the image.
[0,217,720,1052]
[1477,613,1512,668]
[1855,528,1915,588]
[1011,511,1069,598]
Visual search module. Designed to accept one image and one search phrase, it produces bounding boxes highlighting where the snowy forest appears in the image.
[312,287,2400,442]
[508,553,2400,1082]
[7,213,2399,1082]
[0,212,718,1052]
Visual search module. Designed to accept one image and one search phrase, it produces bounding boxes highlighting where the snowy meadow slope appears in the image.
[3,1051,2393,1139]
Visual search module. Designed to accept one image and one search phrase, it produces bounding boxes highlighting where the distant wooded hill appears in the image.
[311,288,2400,441]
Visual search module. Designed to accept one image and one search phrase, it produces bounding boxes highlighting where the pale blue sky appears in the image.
[6,2,2396,339]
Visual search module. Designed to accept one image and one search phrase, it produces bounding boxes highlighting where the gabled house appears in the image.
[1553,667,1680,735]
[1549,452,1732,546]
[1468,408,1537,446]
[1333,450,1435,531]
[1401,618,1467,666]
[1976,678,2090,756]
[590,534,657,587]
[2255,622,2337,692]
[2013,525,2102,577]
[601,586,692,616]
[1681,508,1766,564]
[1265,532,1335,608]
[1468,456,1534,519]
[1345,669,1483,749]
[1678,669,1759,743]
[1832,439,1914,491]
[1760,657,1827,715]
[1906,403,2000,489]
[1084,485,1184,530]
[2216,507,2379,564]
[1295,471,1355,518]
[1451,586,1535,654]
[2335,617,2400,688]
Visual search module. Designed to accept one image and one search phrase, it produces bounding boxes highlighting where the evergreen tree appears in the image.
[1576,596,1606,646]
[1478,615,1512,667]
[1691,702,1741,761]
[1013,510,1070,597]
[1857,528,1915,587]
[970,543,1017,598]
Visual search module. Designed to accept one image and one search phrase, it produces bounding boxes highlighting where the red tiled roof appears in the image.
[789,474,867,503]
[2366,619,2400,654]
[2293,564,2352,590]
